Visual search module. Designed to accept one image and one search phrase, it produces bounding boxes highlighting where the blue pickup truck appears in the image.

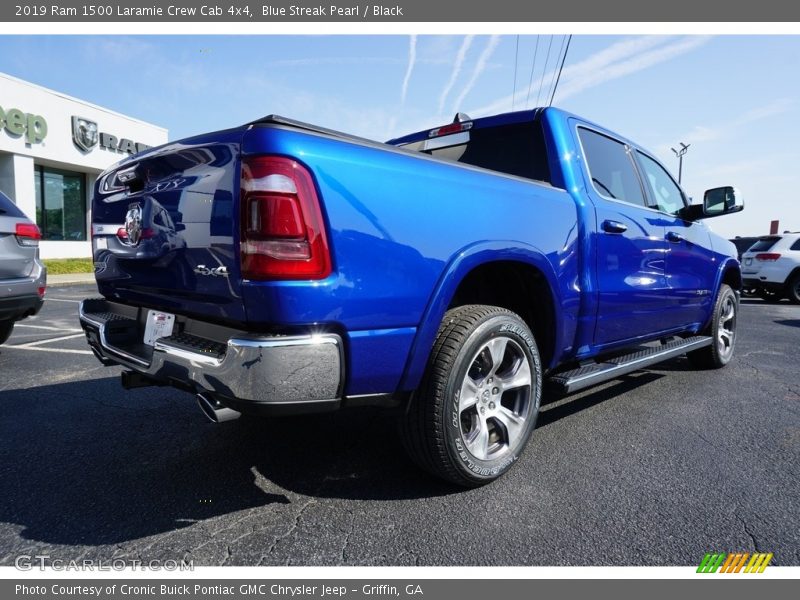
[79,107,743,486]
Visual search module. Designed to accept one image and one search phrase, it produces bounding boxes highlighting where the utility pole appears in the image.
[671,142,690,183]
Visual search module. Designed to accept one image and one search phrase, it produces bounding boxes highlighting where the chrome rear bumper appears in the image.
[79,298,343,413]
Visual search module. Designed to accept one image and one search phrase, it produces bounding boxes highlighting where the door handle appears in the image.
[602,220,628,234]
[666,231,685,243]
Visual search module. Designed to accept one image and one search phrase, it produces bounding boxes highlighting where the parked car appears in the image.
[730,236,761,296]
[730,236,760,261]
[741,232,800,303]
[79,107,743,486]
[0,191,46,345]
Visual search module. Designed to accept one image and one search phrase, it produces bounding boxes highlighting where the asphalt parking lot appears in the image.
[0,284,798,566]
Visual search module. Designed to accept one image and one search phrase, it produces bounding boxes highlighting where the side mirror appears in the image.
[679,186,744,221]
[703,186,744,217]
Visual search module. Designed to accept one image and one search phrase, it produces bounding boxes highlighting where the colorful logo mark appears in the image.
[697,552,773,573]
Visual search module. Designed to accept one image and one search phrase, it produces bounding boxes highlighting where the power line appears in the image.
[511,35,519,110]
[535,35,554,107]
[546,35,567,107]
[525,35,540,108]
[549,34,572,107]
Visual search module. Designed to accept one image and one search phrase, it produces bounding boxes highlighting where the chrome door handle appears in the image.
[602,220,628,234]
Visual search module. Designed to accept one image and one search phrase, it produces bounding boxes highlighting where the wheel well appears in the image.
[447,261,556,367]
[721,265,742,291]
[785,267,800,286]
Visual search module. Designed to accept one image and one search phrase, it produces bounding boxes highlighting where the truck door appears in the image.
[576,126,670,348]
[633,150,716,330]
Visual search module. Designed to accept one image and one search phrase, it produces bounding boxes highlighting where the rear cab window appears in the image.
[577,127,645,207]
[396,120,552,184]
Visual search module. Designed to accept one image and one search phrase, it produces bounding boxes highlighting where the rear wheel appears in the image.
[687,284,738,369]
[787,272,800,305]
[399,305,542,487]
[0,320,14,345]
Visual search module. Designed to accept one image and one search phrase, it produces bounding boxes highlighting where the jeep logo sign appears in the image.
[71,115,151,155]
[0,104,47,144]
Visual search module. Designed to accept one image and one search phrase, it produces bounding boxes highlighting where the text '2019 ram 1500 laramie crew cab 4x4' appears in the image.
[79,107,744,486]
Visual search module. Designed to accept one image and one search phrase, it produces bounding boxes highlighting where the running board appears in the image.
[549,336,713,394]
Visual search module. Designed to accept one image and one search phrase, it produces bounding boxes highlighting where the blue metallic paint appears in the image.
[91,108,740,397]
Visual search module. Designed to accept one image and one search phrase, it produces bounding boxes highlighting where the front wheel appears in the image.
[399,305,542,487]
[0,320,14,345]
[687,284,738,369]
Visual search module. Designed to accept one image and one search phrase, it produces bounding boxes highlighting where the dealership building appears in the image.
[0,72,168,259]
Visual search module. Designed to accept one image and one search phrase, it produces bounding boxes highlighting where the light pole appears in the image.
[671,142,690,183]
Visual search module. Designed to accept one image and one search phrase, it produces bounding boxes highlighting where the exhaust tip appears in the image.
[196,393,241,423]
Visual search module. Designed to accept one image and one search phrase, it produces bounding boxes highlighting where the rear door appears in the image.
[0,191,36,280]
[576,126,671,347]
[634,150,716,329]
[92,130,246,324]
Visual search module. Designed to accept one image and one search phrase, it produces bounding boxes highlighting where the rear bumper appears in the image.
[0,294,44,321]
[79,298,344,414]
[0,262,46,321]
[742,278,785,293]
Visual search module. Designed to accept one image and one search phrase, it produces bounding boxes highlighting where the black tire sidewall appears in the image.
[441,314,542,483]
[711,285,738,366]
[0,320,14,345]
[788,273,800,304]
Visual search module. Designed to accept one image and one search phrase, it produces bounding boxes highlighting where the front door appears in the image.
[634,150,716,330]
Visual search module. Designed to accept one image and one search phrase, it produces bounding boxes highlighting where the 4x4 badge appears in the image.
[194,265,229,277]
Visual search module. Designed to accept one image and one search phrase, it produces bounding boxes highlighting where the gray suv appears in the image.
[0,191,46,344]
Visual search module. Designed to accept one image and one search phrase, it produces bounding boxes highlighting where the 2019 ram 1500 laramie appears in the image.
[79,107,744,486]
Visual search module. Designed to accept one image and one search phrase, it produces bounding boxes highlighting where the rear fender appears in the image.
[398,241,563,391]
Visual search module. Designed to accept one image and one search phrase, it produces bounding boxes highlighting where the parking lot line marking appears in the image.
[44,298,81,303]
[16,324,82,333]
[13,333,85,348]
[1,345,93,355]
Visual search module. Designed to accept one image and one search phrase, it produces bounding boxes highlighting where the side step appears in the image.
[549,336,712,394]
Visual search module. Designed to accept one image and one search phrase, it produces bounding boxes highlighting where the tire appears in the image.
[0,320,13,346]
[687,284,738,369]
[399,305,542,487]
[787,272,800,305]
[758,287,783,303]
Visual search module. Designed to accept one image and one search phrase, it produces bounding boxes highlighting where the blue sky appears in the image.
[1,34,797,238]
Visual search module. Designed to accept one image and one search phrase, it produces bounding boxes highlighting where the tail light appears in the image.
[116,227,155,242]
[240,156,331,280]
[755,253,781,261]
[15,223,41,247]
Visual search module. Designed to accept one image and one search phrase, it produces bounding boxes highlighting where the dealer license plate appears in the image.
[143,310,175,346]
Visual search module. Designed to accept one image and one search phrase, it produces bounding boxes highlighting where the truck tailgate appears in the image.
[92,129,247,324]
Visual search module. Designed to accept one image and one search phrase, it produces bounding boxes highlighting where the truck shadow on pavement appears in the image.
[0,375,449,548]
[0,369,666,548]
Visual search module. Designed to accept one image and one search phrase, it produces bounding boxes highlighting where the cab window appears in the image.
[578,127,645,206]
[636,151,685,215]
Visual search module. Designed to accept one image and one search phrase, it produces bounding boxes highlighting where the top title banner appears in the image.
[4,0,800,22]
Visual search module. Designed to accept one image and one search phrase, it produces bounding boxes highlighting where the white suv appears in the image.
[741,232,800,303]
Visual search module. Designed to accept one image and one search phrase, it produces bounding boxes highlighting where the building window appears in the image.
[34,165,86,241]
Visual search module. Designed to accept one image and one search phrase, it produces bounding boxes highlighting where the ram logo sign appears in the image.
[70,115,152,155]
